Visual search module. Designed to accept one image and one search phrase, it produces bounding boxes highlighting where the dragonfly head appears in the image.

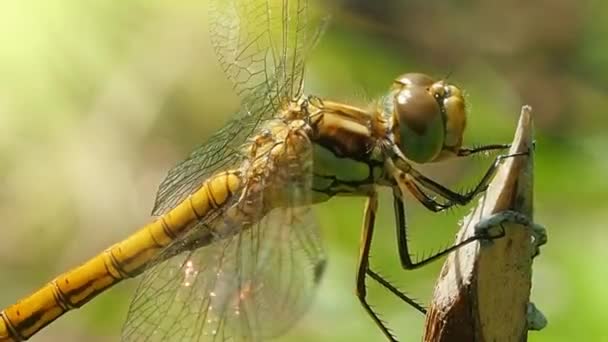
[388,73,466,163]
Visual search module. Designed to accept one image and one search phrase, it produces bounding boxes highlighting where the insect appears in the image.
[0,0,515,341]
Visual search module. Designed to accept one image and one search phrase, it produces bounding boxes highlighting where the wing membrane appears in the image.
[209,0,316,103]
[123,121,325,341]
[153,0,322,215]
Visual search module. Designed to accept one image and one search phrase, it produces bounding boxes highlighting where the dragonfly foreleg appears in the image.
[398,175,451,212]
[456,143,511,157]
[405,150,530,206]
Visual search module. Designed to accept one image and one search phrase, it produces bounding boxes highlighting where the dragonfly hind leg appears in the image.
[366,269,426,315]
[355,191,426,342]
[355,191,397,341]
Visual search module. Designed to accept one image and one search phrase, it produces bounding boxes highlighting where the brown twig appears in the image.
[423,106,541,342]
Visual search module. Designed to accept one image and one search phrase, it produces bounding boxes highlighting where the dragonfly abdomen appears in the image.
[0,171,242,342]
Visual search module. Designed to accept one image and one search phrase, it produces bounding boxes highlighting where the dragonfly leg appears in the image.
[393,194,486,269]
[407,150,530,206]
[393,192,547,269]
[456,143,511,157]
[400,175,451,212]
[355,191,398,342]
[366,268,427,315]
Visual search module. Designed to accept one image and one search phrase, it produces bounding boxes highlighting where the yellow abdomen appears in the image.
[0,171,242,342]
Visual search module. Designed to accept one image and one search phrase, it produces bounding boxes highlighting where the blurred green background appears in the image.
[1,0,607,341]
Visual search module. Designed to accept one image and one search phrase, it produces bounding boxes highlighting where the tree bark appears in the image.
[423,106,538,342]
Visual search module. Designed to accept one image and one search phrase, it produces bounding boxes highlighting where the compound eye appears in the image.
[393,86,445,163]
[394,73,434,88]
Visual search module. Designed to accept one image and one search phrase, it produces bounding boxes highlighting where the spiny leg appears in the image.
[366,269,426,315]
[400,175,450,212]
[356,191,427,321]
[406,150,529,206]
[386,141,523,213]
[456,143,511,157]
[393,193,497,269]
[356,191,398,342]
[356,191,427,319]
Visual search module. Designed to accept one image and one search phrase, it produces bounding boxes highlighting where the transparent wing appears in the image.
[153,0,322,215]
[209,0,317,104]
[123,123,325,341]
[152,98,267,215]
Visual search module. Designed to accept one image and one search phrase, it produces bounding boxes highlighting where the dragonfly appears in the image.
[0,1,515,341]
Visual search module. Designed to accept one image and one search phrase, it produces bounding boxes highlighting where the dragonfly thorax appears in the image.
[387,73,467,163]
